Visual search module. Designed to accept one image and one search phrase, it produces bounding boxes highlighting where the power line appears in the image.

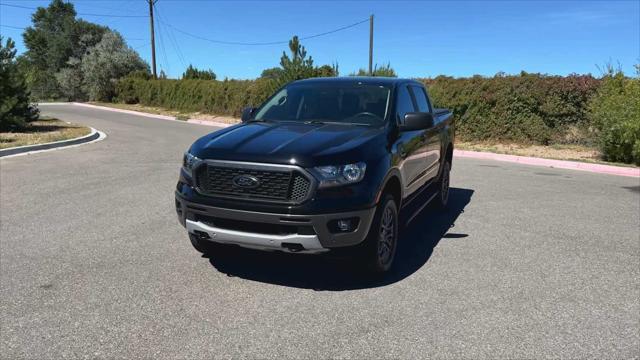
[0,3,147,18]
[158,17,369,46]
[155,5,187,69]
[300,18,370,41]
[154,5,170,76]
[134,43,150,51]
[0,24,25,30]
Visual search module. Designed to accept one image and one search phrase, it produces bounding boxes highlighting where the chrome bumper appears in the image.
[186,219,328,254]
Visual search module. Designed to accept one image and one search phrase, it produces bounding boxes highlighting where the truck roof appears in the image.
[291,76,422,87]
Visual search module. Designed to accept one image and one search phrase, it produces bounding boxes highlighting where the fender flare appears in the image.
[375,167,404,206]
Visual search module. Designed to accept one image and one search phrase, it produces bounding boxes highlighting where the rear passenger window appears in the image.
[410,86,432,113]
[395,86,416,123]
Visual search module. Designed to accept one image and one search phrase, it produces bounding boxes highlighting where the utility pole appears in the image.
[148,0,157,79]
[368,14,374,76]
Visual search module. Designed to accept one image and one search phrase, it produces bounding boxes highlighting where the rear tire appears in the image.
[361,193,399,273]
[436,160,451,208]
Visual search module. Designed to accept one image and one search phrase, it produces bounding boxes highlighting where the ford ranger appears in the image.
[175,77,454,273]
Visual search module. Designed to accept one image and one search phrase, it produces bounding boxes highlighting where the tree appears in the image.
[0,37,39,131]
[278,36,315,83]
[182,64,216,80]
[72,20,109,60]
[80,31,148,101]
[21,0,109,99]
[55,57,85,101]
[262,37,340,92]
[21,0,75,99]
[263,35,321,91]
[350,63,397,77]
[260,67,283,80]
[314,63,339,77]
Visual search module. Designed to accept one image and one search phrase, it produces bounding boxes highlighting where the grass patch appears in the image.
[0,118,91,149]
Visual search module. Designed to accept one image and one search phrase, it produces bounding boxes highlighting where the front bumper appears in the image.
[175,192,376,253]
[186,219,327,253]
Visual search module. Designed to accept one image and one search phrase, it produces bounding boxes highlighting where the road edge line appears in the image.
[0,128,107,158]
[71,102,181,122]
[48,102,238,128]
[42,102,238,128]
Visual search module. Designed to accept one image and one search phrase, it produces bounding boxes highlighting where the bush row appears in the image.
[114,73,639,164]
[419,73,601,145]
[115,77,273,117]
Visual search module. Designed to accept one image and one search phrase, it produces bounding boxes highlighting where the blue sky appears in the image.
[1,0,638,79]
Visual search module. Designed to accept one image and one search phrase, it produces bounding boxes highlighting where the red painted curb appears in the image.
[454,150,639,178]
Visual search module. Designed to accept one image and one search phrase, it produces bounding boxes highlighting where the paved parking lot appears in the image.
[1,104,638,358]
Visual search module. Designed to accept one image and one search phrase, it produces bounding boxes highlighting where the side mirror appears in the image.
[400,112,434,131]
[241,107,257,122]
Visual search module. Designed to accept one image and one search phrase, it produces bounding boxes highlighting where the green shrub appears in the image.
[588,70,640,165]
[421,73,600,144]
[115,77,273,117]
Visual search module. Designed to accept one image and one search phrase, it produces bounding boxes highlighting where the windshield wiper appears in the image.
[303,120,326,125]
[246,118,270,123]
[302,120,374,126]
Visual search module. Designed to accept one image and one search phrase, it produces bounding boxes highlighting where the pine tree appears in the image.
[0,37,39,131]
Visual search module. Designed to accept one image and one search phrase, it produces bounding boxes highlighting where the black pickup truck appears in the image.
[175,77,454,272]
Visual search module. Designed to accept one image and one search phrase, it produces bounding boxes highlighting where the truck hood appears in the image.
[190,121,386,167]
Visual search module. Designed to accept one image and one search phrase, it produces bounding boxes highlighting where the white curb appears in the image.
[0,128,107,158]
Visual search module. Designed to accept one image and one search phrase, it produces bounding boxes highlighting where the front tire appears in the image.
[361,193,399,273]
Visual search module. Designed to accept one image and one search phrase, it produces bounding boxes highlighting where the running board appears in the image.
[406,192,438,224]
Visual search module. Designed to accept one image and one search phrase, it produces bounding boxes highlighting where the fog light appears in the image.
[328,217,360,233]
[337,219,352,231]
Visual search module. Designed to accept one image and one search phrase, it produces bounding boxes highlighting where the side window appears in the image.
[395,85,416,124]
[410,86,432,113]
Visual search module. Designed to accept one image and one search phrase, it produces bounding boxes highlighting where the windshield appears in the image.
[254,83,391,126]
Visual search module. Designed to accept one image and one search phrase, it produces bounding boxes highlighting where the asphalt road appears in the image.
[1,104,639,359]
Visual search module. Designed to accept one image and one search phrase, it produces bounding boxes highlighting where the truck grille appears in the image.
[195,163,312,203]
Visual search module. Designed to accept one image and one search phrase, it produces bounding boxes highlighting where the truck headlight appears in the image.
[311,162,366,188]
[182,152,200,176]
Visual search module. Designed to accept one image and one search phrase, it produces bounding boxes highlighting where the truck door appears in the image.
[409,85,440,183]
[395,85,430,197]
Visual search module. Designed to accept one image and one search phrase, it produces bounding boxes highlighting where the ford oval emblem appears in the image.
[232,174,260,188]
